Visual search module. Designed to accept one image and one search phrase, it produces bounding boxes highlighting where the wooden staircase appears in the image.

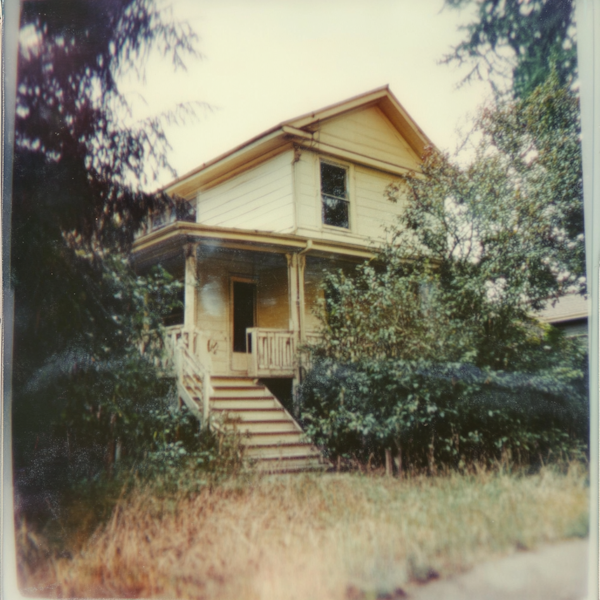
[208,376,324,473]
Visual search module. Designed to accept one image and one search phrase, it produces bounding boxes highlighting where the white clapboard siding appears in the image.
[197,150,295,232]
[294,151,319,230]
[195,255,245,374]
[294,149,405,245]
[302,264,323,332]
[318,106,421,171]
[354,165,405,239]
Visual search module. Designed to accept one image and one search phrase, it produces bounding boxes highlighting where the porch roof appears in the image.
[132,221,375,267]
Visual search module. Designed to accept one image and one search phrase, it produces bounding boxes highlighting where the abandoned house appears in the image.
[132,86,435,470]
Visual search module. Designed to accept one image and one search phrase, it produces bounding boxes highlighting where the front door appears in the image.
[231,280,256,371]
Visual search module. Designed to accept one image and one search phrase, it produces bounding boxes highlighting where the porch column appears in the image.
[297,254,306,342]
[184,243,199,331]
[286,253,300,335]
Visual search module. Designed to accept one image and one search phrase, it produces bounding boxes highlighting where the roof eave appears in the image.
[165,127,294,198]
[164,86,434,198]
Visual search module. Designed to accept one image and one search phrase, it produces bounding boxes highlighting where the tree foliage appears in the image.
[299,75,587,471]
[443,0,577,98]
[12,1,201,514]
[13,1,197,379]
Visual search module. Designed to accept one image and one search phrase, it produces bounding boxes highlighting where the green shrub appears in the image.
[298,75,587,473]
[299,356,587,471]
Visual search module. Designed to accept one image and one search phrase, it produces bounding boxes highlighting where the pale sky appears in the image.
[123,0,493,189]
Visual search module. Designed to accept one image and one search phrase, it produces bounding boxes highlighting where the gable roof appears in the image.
[166,85,434,199]
[283,85,431,153]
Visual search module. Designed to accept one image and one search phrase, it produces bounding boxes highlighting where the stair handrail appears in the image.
[175,336,213,427]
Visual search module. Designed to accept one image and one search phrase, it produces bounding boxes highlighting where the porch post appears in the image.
[286,253,300,335]
[184,243,198,332]
[297,254,306,342]
[287,253,304,398]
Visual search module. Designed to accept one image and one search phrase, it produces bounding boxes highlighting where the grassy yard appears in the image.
[17,464,589,599]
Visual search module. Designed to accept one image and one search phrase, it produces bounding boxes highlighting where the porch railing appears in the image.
[134,203,196,239]
[163,326,199,368]
[245,328,323,377]
[175,340,212,425]
[247,328,296,377]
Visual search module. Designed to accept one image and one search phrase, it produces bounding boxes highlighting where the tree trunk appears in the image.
[395,443,402,479]
[428,433,436,476]
[106,437,115,477]
[385,448,393,477]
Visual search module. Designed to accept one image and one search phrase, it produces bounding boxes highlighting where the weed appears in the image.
[16,464,589,599]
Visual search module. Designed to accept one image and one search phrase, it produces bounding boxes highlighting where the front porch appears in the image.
[185,244,313,380]
[163,324,303,380]
[133,222,371,382]
[157,326,324,472]
[132,224,369,472]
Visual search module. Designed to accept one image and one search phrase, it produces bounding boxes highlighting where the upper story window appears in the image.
[321,161,349,229]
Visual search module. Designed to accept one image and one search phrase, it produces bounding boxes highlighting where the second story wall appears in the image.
[163,89,429,244]
[294,149,406,246]
[196,149,295,233]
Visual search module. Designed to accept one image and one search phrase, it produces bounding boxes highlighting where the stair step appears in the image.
[178,372,323,472]
[211,408,286,421]
[211,388,268,398]
[244,442,319,459]
[211,399,278,410]
[248,450,322,462]
[211,377,256,387]
[212,386,261,392]
[223,420,299,433]
[241,431,306,446]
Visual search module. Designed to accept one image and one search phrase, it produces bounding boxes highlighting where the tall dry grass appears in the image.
[17,464,589,599]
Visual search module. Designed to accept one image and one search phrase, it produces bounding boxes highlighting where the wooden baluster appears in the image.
[249,329,259,377]
[202,367,210,428]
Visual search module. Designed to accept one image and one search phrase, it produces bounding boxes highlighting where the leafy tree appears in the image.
[299,74,587,472]
[443,0,577,99]
[13,0,198,379]
[11,1,200,516]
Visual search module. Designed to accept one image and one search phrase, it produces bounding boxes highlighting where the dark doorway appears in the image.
[233,281,256,352]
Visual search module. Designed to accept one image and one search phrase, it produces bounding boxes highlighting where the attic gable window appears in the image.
[321,161,349,229]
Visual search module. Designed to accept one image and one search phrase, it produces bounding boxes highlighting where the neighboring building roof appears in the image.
[537,293,589,324]
[166,85,434,199]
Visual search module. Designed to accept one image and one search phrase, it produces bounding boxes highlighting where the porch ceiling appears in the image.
[132,222,374,268]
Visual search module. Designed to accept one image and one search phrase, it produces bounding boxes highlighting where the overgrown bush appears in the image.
[13,253,244,536]
[298,74,587,472]
[300,356,587,472]
[16,402,246,559]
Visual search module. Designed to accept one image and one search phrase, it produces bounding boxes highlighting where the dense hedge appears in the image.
[299,357,588,471]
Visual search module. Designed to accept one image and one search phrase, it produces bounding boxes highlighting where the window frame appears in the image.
[319,159,352,231]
